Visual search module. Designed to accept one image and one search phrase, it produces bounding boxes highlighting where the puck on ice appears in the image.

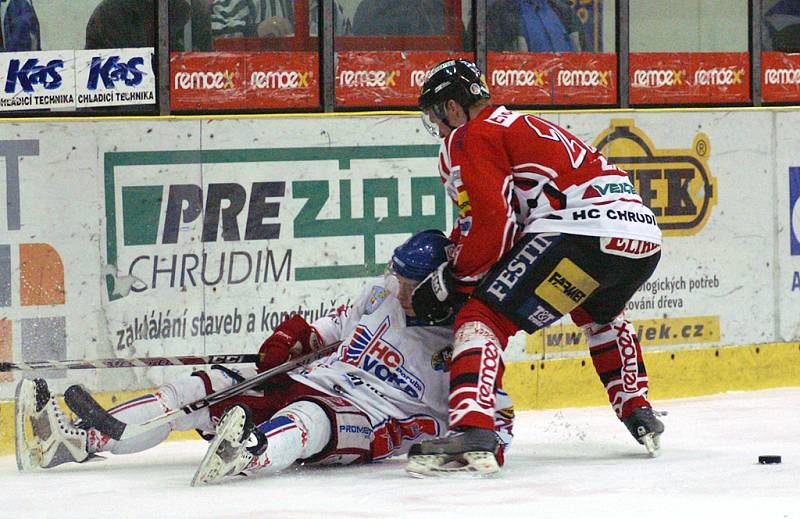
[758,455,781,464]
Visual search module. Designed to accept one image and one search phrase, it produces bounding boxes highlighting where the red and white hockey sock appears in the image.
[244,400,330,475]
[87,375,212,455]
[583,316,651,419]
[448,322,505,431]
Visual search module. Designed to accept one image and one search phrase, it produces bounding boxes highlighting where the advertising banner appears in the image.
[0,49,155,111]
[0,50,76,111]
[170,52,319,111]
[75,48,156,108]
[335,51,472,107]
[629,52,750,105]
[101,140,449,363]
[762,51,800,103]
[773,112,800,342]
[488,52,616,106]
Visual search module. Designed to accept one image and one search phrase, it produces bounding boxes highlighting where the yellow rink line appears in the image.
[3,104,800,124]
[1,342,799,457]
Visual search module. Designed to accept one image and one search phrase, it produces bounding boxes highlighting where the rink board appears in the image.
[1,109,800,446]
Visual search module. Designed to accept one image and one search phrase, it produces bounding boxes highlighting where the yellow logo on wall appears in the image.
[593,120,717,236]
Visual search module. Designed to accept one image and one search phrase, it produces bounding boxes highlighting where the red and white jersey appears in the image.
[288,278,514,460]
[438,105,662,282]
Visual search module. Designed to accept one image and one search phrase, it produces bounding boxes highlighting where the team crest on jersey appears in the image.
[340,316,425,399]
[364,285,389,315]
[431,346,453,372]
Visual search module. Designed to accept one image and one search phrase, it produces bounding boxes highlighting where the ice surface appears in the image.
[1,388,798,519]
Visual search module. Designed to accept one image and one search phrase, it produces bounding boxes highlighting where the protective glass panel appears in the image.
[761,0,800,103]
[486,0,617,107]
[629,0,750,105]
[334,0,472,108]
[170,0,322,111]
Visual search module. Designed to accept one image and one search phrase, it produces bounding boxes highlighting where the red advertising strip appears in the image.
[488,52,617,106]
[762,51,800,103]
[630,52,750,105]
[170,52,319,111]
[553,52,616,105]
[487,52,554,105]
[335,52,472,107]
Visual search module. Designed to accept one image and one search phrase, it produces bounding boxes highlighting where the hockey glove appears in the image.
[411,262,462,325]
[256,315,322,372]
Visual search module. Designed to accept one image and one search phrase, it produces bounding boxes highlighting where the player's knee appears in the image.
[273,400,331,458]
[158,375,211,431]
[454,299,515,346]
[453,321,501,357]
[285,396,372,465]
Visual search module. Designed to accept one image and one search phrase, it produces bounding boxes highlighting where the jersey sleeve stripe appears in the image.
[512,162,559,179]
[499,177,517,262]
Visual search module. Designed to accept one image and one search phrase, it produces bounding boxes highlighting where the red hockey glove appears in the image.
[256,315,322,372]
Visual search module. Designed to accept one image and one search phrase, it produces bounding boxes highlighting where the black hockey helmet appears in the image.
[418,59,490,134]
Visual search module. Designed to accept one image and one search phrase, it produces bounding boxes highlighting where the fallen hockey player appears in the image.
[15,230,515,482]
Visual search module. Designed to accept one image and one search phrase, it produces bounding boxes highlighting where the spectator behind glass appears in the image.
[210,0,351,40]
[352,0,445,35]
[485,0,586,52]
[85,0,192,50]
[0,0,40,51]
[188,0,213,51]
[763,0,800,52]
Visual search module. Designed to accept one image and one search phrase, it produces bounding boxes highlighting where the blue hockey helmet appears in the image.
[389,230,450,281]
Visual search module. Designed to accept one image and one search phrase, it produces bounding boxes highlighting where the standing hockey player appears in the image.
[405,59,663,477]
[15,230,514,482]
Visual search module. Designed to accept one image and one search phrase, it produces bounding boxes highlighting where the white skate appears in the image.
[192,405,264,486]
[406,427,501,478]
[15,378,89,471]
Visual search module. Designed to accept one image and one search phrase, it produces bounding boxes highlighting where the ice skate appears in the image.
[623,407,665,457]
[15,378,89,471]
[406,427,501,478]
[191,404,266,486]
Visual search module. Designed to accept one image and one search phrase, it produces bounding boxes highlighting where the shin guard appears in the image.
[583,317,651,419]
[448,322,504,431]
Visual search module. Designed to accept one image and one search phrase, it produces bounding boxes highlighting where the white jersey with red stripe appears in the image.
[287,277,514,459]
[438,105,662,283]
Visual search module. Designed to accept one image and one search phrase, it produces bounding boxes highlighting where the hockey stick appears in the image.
[63,341,341,442]
[0,354,259,372]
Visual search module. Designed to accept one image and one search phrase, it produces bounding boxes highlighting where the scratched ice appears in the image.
[1,388,797,519]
